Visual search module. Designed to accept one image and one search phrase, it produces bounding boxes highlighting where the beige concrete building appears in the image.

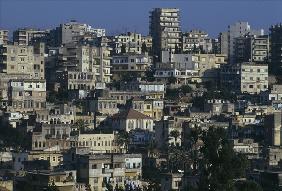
[70,133,124,153]
[7,79,46,112]
[0,30,9,45]
[155,52,227,84]
[0,42,45,79]
[78,154,142,191]
[13,28,49,45]
[0,73,30,102]
[109,90,165,105]
[111,53,152,80]
[27,151,64,168]
[32,123,71,151]
[88,96,119,115]
[56,43,112,90]
[220,62,268,94]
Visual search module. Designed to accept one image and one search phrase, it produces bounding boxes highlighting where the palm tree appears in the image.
[116,131,130,152]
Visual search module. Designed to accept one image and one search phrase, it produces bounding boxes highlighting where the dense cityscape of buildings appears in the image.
[0,7,282,191]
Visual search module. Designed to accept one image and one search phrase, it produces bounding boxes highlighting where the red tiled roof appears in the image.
[112,108,152,120]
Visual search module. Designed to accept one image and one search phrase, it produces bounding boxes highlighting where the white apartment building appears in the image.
[110,32,142,54]
[0,30,9,45]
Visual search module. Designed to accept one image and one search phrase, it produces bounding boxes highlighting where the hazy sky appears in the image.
[0,0,281,37]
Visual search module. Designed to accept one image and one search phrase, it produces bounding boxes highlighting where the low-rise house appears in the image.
[233,113,258,127]
[109,90,164,105]
[32,123,71,151]
[231,139,259,159]
[131,98,164,121]
[120,80,165,93]
[111,108,154,132]
[87,96,119,115]
[27,151,64,169]
[70,132,124,154]
[204,99,235,115]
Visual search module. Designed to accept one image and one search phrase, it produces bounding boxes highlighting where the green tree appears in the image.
[168,76,177,84]
[120,44,126,54]
[142,68,155,82]
[141,42,148,53]
[116,131,130,152]
[146,140,159,157]
[165,88,179,100]
[197,127,249,191]
[143,181,161,191]
[74,119,86,133]
[234,180,263,191]
[46,182,60,191]
[180,85,192,94]
[169,130,180,145]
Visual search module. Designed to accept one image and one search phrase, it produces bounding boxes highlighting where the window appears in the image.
[92,164,97,169]
[249,85,253,88]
